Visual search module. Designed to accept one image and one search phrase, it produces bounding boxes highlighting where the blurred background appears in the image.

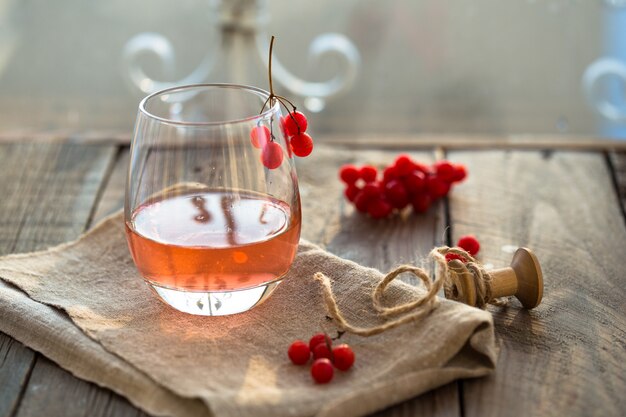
[0,0,624,139]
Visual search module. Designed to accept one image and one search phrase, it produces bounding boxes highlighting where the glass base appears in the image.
[146,279,283,316]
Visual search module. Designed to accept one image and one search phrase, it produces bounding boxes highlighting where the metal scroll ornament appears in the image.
[121,0,360,113]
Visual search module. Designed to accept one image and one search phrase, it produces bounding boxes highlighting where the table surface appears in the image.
[0,136,625,417]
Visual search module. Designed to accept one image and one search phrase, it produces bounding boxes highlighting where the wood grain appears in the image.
[0,335,35,417]
[15,357,147,417]
[608,152,626,220]
[91,149,129,224]
[447,150,626,417]
[0,142,130,417]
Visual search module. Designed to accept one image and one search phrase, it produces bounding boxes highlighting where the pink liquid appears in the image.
[125,191,300,292]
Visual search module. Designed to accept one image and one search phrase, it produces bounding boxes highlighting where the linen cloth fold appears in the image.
[0,212,497,417]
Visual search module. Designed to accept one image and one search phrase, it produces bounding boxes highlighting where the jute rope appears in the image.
[313,246,507,337]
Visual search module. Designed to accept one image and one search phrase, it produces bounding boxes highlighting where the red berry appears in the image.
[367,198,393,219]
[332,344,355,371]
[427,176,450,199]
[411,193,432,213]
[288,340,311,365]
[413,162,431,174]
[452,164,467,182]
[434,161,457,183]
[313,343,332,360]
[290,133,314,157]
[344,184,360,202]
[354,192,373,213]
[457,235,480,256]
[403,171,426,194]
[361,182,382,198]
[309,333,331,351]
[284,111,308,136]
[384,180,409,209]
[311,358,334,384]
[382,165,398,184]
[394,154,415,177]
[250,125,270,149]
[340,165,360,184]
[359,165,378,183]
[445,253,467,263]
[261,142,283,169]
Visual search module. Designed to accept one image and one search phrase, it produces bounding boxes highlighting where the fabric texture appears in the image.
[0,212,497,417]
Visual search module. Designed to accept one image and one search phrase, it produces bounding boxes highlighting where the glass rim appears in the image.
[138,83,279,126]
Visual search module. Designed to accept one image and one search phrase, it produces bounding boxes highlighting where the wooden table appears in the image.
[1,136,625,417]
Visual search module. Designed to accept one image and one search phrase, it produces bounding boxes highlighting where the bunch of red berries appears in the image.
[445,235,480,262]
[339,155,468,218]
[251,110,314,170]
[288,333,355,384]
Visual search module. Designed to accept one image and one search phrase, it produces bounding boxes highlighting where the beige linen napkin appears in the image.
[0,212,497,417]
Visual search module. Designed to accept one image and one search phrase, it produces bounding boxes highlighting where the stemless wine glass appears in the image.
[125,84,301,316]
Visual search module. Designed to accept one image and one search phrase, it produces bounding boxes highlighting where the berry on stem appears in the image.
[394,154,415,177]
[384,179,409,209]
[313,343,332,360]
[403,171,426,194]
[411,193,431,213]
[311,358,334,384]
[427,176,450,199]
[340,165,360,184]
[354,192,373,213]
[332,344,355,371]
[250,125,270,149]
[434,160,456,183]
[261,142,283,169]
[344,184,360,202]
[457,235,480,256]
[288,340,311,365]
[290,132,314,157]
[367,198,393,219]
[445,252,467,263]
[360,165,378,183]
[452,164,467,182]
[309,333,331,351]
[284,111,308,136]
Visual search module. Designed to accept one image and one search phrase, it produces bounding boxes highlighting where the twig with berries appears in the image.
[253,36,314,169]
[288,332,355,384]
[339,155,467,218]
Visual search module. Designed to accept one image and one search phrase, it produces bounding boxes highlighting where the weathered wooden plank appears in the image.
[0,142,118,417]
[0,334,35,417]
[91,149,129,224]
[296,146,458,417]
[447,150,626,417]
[15,357,147,417]
[608,151,626,219]
[1,133,626,151]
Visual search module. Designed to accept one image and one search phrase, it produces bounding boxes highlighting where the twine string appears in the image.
[314,246,507,337]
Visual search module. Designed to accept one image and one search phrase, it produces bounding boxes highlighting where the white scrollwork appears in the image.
[121,32,219,95]
[583,58,626,122]
[121,1,360,112]
[255,33,360,112]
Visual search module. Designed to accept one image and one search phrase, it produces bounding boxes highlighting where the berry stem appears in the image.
[268,36,275,97]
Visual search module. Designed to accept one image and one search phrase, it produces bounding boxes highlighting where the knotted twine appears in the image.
[314,246,507,337]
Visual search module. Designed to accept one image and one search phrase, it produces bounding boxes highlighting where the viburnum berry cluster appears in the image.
[252,36,314,169]
[339,155,467,218]
[445,235,481,262]
[287,333,355,384]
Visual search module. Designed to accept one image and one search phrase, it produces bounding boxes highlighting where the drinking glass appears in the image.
[125,84,301,316]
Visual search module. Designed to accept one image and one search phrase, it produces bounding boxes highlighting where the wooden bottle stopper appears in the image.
[445,247,543,309]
